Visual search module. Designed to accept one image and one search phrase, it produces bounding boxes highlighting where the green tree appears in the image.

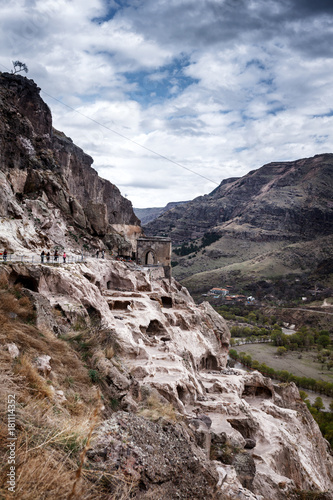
[313,396,324,412]
[277,346,287,356]
[318,334,330,349]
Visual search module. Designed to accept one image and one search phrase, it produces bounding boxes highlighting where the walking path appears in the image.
[1,252,86,264]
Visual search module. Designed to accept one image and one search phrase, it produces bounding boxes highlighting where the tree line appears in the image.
[229,349,333,398]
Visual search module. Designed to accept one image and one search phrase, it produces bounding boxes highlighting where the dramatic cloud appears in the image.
[1,0,333,207]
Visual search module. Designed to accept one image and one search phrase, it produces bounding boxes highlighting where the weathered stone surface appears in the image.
[34,354,52,377]
[6,343,19,358]
[0,72,141,255]
[2,258,332,499]
[0,73,333,497]
[87,412,221,500]
[146,155,333,244]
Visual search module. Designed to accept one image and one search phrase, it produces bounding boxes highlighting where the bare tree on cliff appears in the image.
[11,60,28,74]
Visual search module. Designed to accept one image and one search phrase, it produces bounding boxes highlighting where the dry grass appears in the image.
[13,354,54,399]
[105,346,115,360]
[0,287,104,499]
[138,394,178,423]
[0,284,147,499]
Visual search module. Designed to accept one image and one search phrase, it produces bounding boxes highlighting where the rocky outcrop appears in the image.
[0,72,141,254]
[1,259,332,499]
[87,412,221,499]
[0,71,332,500]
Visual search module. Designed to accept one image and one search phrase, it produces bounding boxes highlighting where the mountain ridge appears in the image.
[134,200,189,225]
[144,154,333,293]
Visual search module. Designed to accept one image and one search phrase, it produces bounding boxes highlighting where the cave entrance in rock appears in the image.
[161,296,173,308]
[145,250,156,265]
[146,319,166,336]
[12,274,39,292]
[242,385,272,399]
[177,385,187,403]
[86,305,102,324]
[206,355,218,370]
[109,300,131,310]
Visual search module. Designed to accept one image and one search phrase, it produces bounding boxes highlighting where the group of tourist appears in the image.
[2,248,107,264]
[40,250,66,263]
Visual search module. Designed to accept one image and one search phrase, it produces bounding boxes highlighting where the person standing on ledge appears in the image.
[3,249,7,262]
[63,251,66,263]
[54,250,58,262]
[41,250,45,263]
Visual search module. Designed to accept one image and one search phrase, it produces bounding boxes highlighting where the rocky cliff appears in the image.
[144,154,333,292]
[0,72,141,255]
[0,72,332,499]
[0,260,333,499]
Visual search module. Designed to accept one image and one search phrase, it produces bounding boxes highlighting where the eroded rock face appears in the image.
[0,72,141,254]
[1,259,332,498]
[87,412,221,500]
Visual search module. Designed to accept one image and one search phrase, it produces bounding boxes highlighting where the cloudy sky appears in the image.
[1,0,333,207]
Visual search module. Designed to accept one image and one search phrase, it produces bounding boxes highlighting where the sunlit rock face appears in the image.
[2,259,333,499]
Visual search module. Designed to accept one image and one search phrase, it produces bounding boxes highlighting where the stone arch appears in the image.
[136,237,171,276]
[145,249,156,265]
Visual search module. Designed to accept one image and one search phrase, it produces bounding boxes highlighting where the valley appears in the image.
[1,71,333,499]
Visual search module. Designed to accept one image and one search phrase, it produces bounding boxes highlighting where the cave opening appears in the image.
[86,305,102,323]
[13,274,39,292]
[242,385,272,399]
[109,300,131,311]
[206,354,218,370]
[146,319,166,336]
[161,296,173,308]
[176,385,187,403]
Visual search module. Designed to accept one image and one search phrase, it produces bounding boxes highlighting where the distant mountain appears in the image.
[144,154,333,294]
[134,201,188,225]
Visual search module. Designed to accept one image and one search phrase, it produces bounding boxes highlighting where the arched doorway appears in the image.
[145,250,155,265]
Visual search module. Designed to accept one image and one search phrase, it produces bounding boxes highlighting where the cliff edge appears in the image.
[0,72,141,256]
